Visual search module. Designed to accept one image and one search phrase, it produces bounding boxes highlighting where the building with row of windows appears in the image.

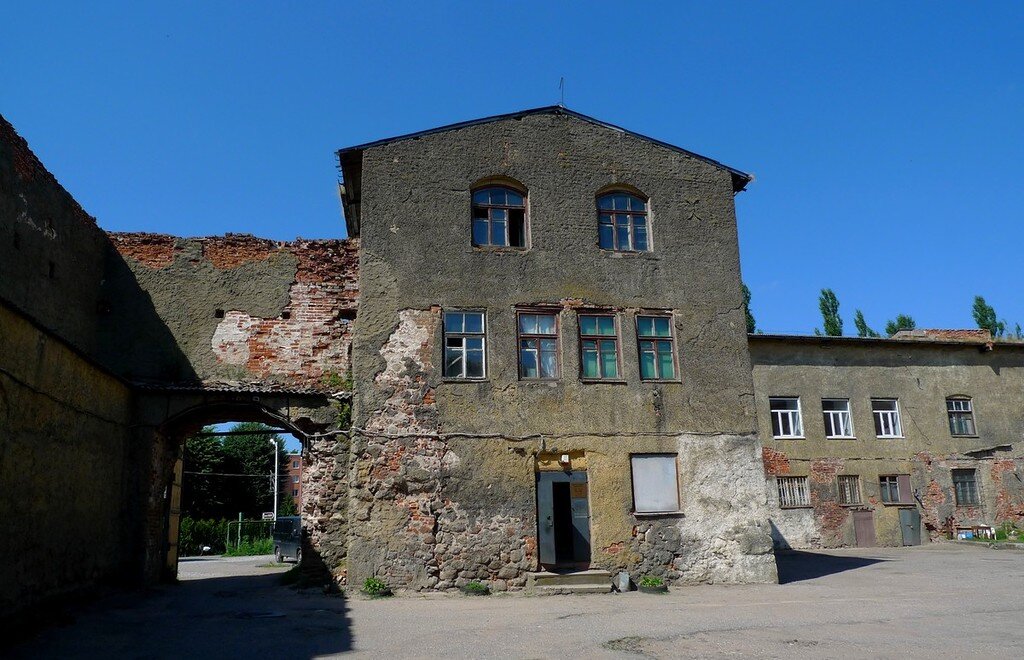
[751,332,1024,549]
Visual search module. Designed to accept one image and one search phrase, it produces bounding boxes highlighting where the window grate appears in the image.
[837,475,861,504]
[777,476,809,508]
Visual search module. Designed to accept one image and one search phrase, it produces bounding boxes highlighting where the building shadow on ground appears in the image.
[775,550,886,584]
[8,569,352,659]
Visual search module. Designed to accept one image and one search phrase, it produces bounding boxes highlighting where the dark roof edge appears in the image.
[335,105,753,192]
[748,333,1024,350]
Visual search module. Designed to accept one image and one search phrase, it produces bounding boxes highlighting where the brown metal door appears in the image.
[853,510,876,547]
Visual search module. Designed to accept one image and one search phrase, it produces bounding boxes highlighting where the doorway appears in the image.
[537,470,591,568]
[899,508,922,546]
[852,509,876,547]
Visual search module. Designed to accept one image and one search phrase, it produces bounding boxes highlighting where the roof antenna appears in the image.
[558,77,565,107]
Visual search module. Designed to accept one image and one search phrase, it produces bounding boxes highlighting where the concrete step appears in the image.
[526,569,612,594]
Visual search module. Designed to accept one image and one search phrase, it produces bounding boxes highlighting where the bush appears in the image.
[223,538,274,556]
[362,577,391,597]
[639,576,664,588]
[462,581,489,595]
[179,518,230,556]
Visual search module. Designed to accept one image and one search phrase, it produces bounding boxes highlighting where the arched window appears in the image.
[597,192,649,252]
[472,186,526,248]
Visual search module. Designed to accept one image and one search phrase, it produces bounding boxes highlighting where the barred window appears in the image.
[946,398,976,436]
[637,315,676,380]
[443,311,486,378]
[837,475,861,505]
[822,399,854,438]
[769,397,804,438]
[952,469,980,506]
[777,476,809,508]
[579,314,620,380]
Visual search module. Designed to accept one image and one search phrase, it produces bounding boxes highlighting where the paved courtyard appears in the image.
[10,544,1024,658]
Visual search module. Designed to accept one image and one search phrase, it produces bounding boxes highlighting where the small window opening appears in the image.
[214,309,225,319]
[48,261,56,278]
[13,232,20,249]
[281,311,291,320]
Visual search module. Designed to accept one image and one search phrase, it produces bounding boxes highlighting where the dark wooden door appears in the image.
[852,510,876,547]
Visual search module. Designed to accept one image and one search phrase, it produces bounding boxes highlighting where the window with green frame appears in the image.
[579,314,619,380]
[637,315,676,380]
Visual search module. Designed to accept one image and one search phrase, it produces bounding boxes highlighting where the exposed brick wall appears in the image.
[108,233,177,268]
[107,232,359,390]
[762,447,791,476]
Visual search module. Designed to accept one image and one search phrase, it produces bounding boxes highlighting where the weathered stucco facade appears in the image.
[751,334,1024,549]
[340,107,778,590]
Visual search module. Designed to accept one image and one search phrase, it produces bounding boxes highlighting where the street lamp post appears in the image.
[269,438,279,520]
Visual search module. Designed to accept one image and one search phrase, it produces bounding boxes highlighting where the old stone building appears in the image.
[337,106,778,590]
[753,331,1024,549]
[3,106,1024,622]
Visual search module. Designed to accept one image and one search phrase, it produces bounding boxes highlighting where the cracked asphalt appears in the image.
[10,544,1024,658]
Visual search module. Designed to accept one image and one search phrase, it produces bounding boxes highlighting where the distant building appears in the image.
[286,452,302,509]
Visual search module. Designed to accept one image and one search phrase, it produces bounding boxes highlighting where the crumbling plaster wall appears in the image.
[348,112,776,589]
[102,233,359,390]
[751,337,1024,548]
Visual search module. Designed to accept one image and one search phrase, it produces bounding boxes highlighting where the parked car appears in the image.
[273,516,302,563]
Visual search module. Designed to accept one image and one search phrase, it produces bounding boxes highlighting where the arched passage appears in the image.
[133,390,349,584]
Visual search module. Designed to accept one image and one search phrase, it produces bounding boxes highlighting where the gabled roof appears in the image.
[336,106,752,237]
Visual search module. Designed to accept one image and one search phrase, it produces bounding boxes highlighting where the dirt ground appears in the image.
[9,544,1024,658]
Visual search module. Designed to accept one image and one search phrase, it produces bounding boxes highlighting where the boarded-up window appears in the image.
[777,476,810,508]
[630,454,679,513]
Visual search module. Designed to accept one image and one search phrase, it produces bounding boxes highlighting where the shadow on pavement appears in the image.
[9,571,352,658]
[775,550,886,584]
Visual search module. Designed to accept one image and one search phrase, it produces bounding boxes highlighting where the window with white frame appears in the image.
[769,397,803,438]
[946,397,976,436]
[292,460,299,469]
[872,398,903,438]
[293,475,299,483]
[443,311,486,378]
[630,454,680,513]
[777,476,809,508]
[837,475,861,505]
[822,399,854,438]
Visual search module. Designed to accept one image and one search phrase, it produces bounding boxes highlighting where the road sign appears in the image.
[262,512,275,521]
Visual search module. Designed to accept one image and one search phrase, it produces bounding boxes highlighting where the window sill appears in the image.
[440,378,489,384]
[877,436,905,440]
[632,510,684,518]
[951,434,980,439]
[826,436,857,440]
[839,502,865,508]
[779,505,812,510]
[640,379,682,384]
[518,379,561,386]
[471,245,528,253]
[599,250,658,258]
[881,502,915,507]
[580,378,628,385]
[773,436,806,440]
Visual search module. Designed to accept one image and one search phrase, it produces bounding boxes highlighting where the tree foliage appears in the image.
[854,309,880,338]
[972,295,1005,338]
[742,283,756,334]
[885,314,916,337]
[818,288,843,336]
[182,422,296,520]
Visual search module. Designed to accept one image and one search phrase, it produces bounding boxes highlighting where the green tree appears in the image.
[972,295,1005,337]
[182,427,226,519]
[885,314,916,337]
[221,422,284,518]
[742,283,756,334]
[818,288,843,336]
[854,309,880,338]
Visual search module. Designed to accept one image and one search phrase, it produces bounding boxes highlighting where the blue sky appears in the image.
[3,2,1022,335]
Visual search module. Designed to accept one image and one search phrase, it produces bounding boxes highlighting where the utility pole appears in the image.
[269,438,279,520]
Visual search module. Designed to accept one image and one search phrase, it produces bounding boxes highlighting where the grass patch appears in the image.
[223,538,274,556]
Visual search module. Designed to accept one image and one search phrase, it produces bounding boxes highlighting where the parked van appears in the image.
[273,516,302,563]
